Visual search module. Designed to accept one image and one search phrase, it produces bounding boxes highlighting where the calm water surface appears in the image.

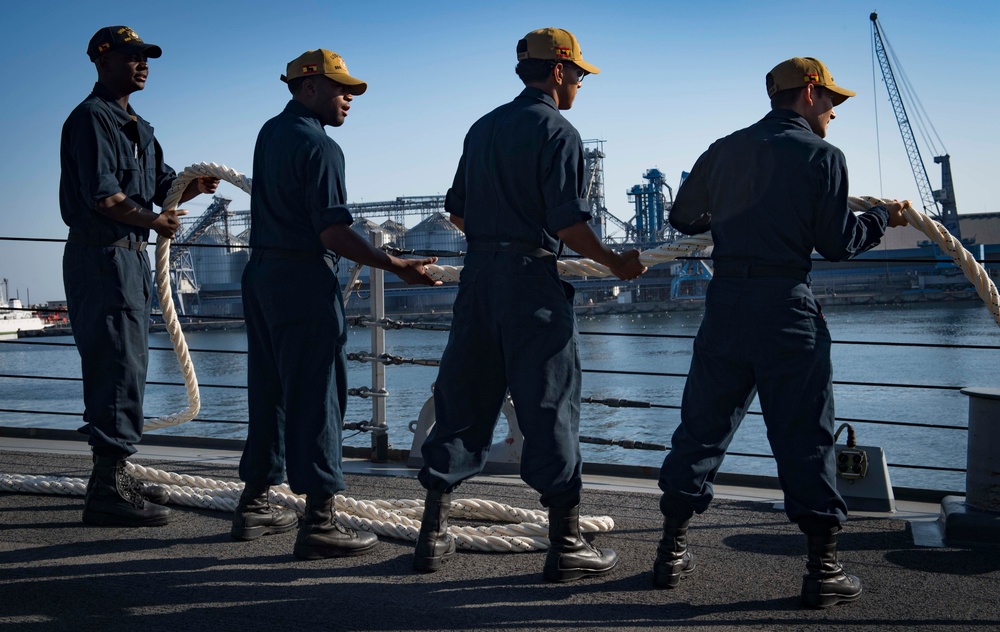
[2,302,996,492]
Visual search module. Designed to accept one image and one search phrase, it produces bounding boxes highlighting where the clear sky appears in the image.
[2,0,998,302]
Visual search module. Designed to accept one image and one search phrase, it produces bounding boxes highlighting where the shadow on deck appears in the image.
[1,450,999,632]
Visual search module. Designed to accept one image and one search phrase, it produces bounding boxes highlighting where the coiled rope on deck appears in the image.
[0,464,614,552]
[7,165,996,549]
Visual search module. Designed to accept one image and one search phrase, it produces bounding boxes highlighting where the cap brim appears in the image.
[119,42,162,59]
[278,73,367,95]
[330,74,367,95]
[828,84,855,106]
[576,59,600,75]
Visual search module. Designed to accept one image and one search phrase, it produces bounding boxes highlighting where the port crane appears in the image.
[870,12,961,240]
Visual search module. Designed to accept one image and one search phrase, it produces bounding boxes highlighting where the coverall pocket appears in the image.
[100,248,146,313]
[116,158,141,201]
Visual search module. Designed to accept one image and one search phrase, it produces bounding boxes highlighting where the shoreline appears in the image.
[15,289,989,337]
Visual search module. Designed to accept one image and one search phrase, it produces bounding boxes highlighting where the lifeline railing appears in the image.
[2,164,998,462]
[1,243,996,483]
[0,303,994,492]
[2,162,999,546]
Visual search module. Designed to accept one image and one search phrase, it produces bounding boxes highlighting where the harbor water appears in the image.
[1,301,997,493]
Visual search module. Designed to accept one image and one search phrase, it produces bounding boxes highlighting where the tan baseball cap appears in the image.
[765,57,855,106]
[280,49,367,95]
[517,27,600,75]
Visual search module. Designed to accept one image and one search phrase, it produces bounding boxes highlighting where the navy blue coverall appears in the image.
[240,100,354,497]
[59,82,177,457]
[419,87,592,508]
[659,109,890,532]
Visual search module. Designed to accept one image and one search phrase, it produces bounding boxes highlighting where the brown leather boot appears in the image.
[293,494,378,559]
[801,532,863,608]
[231,484,298,541]
[543,505,618,582]
[82,455,172,527]
[413,490,456,572]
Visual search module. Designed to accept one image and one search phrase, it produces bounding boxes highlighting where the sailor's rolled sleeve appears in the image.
[541,132,592,233]
[814,150,888,261]
[444,148,468,219]
[302,142,354,234]
[546,198,592,234]
[70,109,122,205]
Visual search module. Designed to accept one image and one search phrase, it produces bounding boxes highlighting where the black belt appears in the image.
[712,261,808,282]
[252,249,333,265]
[467,240,556,260]
[67,233,148,252]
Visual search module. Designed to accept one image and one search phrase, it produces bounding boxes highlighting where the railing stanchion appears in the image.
[369,229,388,462]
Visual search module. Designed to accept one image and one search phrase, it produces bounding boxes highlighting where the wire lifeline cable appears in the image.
[10,164,995,548]
[74,162,614,552]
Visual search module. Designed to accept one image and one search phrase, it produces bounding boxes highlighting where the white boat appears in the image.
[0,278,47,339]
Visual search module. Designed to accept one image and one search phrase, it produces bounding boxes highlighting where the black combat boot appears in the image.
[652,514,696,588]
[413,490,457,572]
[138,483,170,505]
[86,453,170,505]
[293,494,378,559]
[801,532,863,608]
[231,484,298,541]
[543,505,619,582]
[82,455,172,527]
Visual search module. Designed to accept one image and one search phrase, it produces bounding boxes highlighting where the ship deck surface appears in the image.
[1,438,998,631]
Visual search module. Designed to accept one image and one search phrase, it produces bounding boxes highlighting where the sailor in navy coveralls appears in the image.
[233,49,438,559]
[413,28,646,582]
[651,57,908,608]
[60,26,218,527]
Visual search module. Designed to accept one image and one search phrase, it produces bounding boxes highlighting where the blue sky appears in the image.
[2,0,998,302]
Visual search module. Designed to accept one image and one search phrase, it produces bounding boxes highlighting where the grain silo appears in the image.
[399,212,465,312]
[190,225,249,317]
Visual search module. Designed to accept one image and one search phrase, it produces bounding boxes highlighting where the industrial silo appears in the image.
[400,212,465,312]
[380,219,408,250]
[190,225,249,317]
[405,212,466,260]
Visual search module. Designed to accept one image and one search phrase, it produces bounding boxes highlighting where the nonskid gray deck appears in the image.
[1,449,998,632]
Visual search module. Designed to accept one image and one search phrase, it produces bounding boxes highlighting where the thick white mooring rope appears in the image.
[0,162,613,552]
[5,164,996,551]
[0,464,614,552]
[146,163,253,430]
[848,197,1000,327]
